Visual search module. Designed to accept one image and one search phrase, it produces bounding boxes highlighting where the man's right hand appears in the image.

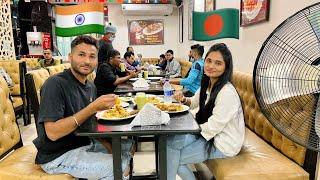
[90,94,116,112]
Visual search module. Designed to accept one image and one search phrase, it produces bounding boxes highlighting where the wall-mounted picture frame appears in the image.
[205,0,215,12]
[128,19,164,45]
[240,0,270,27]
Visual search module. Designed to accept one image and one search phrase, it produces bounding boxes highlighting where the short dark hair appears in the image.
[126,46,133,52]
[160,54,165,59]
[107,49,120,61]
[71,35,98,51]
[166,49,174,55]
[43,48,52,52]
[191,44,204,57]
[124,51,134,60]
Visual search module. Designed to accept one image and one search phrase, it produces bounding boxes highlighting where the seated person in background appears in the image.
[33,35,134,180]
[165,50,181,78]
[170,44,204,97]
[38,48,60,68]
[126,46,134,54]
[167,43,245,180]
[122,51,141,72]
[95,49,137,96]
[157,54,167,70]
[134,53,142,67]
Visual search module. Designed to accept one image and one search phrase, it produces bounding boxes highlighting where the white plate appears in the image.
[129,78,139,82]
[119,97,132,102]
[162,104,189,114]
[142,23,163,35]
[121,101,129,108]
[96,109,137,121]
[148,77,163,81]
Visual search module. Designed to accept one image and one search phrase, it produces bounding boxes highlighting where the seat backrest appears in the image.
[141,58,159,65]
[177,59,192,78]
[231,71,311,166]
[62,63,71,69]
[0,60,26,96]
[25,69,50,130]
[21,58,40,70]
[46,64,65,76]
[0,76,22,160]
[87,71,96,82]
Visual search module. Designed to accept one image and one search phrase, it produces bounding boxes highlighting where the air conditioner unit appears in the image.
[121,4,174,16]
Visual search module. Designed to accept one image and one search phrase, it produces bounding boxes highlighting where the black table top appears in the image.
[75,111,200,137]
[114,81,164,95]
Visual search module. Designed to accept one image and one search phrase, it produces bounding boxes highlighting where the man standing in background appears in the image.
[98,23,117,65]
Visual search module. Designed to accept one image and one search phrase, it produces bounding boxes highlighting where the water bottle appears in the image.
[163,80,173,103]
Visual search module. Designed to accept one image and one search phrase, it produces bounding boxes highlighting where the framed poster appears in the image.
[128,19,164,45]
[205,0,215,12]
[240,0,270,26]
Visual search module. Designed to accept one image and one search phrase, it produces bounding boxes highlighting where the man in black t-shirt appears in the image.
[33,35,134,179]
[95,49,137,96]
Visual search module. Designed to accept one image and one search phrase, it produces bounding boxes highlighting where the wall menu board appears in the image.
[128,19,164,45]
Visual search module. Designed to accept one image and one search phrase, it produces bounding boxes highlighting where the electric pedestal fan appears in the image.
[253,2,320,174]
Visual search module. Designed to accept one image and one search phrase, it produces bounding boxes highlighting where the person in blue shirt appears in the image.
[170,44,204,97]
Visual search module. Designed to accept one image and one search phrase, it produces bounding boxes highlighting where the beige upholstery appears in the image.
[0,75,73,179]
[0,60,29,125]
[62,63,71,69]
[12,96,23,108]
[204,71,309,179]
[177,58,192,78]
[87,71,96,82]
[0,60,23,95]
[46,64,65,76]
[21,58,40,69]
[27,68,50,101]
[141,58,159,65]
[0,76,20,155]
[0,145,73,179]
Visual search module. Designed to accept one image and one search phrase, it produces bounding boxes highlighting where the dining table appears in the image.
[74,111,200,180]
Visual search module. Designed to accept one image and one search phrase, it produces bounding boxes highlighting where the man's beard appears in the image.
[71,63,94,77]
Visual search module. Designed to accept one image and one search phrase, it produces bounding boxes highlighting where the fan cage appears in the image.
[253,2,320,152]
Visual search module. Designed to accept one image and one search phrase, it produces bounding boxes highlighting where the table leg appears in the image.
[158,135,167,180]
[112,136,122,180]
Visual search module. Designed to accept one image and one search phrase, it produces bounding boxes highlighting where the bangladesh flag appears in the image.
[192,8,239,41]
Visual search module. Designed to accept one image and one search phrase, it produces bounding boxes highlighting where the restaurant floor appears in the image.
[17,116,185,179]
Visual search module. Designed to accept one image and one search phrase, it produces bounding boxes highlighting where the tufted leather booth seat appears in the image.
[0,60,29,125]
[141,58,159,65]
[25,69,50,130]
[202,71,310,179]
[0,75,73,179]
[21,58,40,70]
[176,58,192,78]
[46,64,65,76]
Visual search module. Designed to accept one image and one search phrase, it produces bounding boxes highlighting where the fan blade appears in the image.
[259,63,320,104]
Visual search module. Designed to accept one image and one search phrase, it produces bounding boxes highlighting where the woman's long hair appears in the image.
[195,43,233,154]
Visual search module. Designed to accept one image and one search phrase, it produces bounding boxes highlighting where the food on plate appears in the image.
[155,103,183,112]
[103,105,130,119]
[115,96,121,105]
[146,96,161,104]
[145,23,162,34]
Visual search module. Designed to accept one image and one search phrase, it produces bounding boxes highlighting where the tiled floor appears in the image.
[17,116,183,179]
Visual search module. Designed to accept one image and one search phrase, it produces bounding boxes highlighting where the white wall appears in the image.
[108,4,179,58]
[179,0,320,73]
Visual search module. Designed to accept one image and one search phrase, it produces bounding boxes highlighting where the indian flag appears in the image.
[55,2,104,37]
